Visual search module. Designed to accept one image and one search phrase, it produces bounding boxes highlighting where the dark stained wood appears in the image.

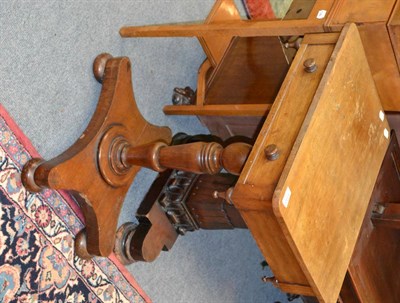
[301,297,319,303]
[21,75,253,260]
[121,141,168,172]
[122,141,251,176]
[158,142,223,174]
[339,273,362,303]
[186,174,247,229]
[205,36,289,105]
[114,170,179,264]
[388,112,400,143]
[388,0,400,69]
[93,53,113,83]
[371,209,400,229]
[117,164,246,264]
[198,115,265,141]
[21,158,44,192]
[131,200,178,262]
[220,142,252,175]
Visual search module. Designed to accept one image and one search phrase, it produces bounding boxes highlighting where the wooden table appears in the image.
[232,24,390,302]
[120,1,400,302]
[22,1,400,302]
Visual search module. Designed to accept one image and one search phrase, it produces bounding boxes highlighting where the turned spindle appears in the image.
[120,141,252,176]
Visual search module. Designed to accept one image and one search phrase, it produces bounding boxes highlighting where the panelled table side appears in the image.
[136,0,400,126]
[273,24,390,302]
[231,23,390,302]
[232,32,338,295]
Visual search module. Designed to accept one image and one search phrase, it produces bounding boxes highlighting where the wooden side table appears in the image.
[22,23,397,302]
[120,5,400,299]
[20,1,400,301]
[230,24,389,302]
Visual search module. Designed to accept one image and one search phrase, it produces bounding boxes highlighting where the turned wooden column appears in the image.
[120,141,251,176]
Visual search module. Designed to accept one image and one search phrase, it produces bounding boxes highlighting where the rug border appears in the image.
[0,103,151,303]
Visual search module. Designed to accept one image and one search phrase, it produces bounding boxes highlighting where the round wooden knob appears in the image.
[93,53,113,83]
[265,144,280,161]
[74,230,93,260]
[303,58,317,73]
[21,158,45,193]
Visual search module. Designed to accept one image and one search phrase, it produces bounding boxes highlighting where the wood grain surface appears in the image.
[273,24,390,303]
[232,33,337,291]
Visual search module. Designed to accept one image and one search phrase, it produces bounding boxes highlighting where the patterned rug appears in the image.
[243,0,293,19]
[0,104,150,303]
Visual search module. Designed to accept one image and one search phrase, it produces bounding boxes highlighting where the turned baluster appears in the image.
[119,141,252,176]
